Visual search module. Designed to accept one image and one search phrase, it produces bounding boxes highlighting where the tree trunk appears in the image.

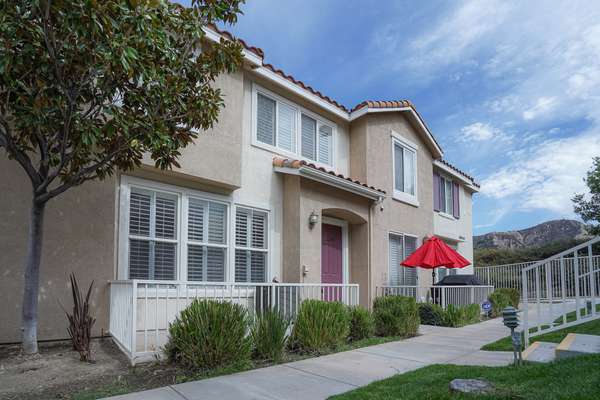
[21,199,46,354]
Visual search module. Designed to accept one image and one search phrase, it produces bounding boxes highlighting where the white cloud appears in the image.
[460,122,510,142]
[480,129,600,213]
[522,97,558,121]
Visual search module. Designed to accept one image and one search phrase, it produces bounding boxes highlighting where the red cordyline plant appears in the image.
[63,273,96,362]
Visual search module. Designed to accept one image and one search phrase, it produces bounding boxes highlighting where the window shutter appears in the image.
[433,172,441,211]
[188,199,205,242]
[403,236,418,285]
[318,124,332,165]
[207,202,227,244]
[235,209,250,247]
[251,211,267,249]
[388,235,402,285]
[278,102,296,152]
[452,182,460,218]
[206,247,225,281]
[187,245,204,281]
[154,195,177,239]
[129,191,151,236]
[154,241,176,280]
[251,252,266,282]
[129,239,150,279]
[257,93,276,146]
[301,114,317,160]
[235,208,267,283]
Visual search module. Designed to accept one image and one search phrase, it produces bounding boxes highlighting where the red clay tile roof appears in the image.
[208,24,265,59]
[272,157,386,194]
[438,159,480,188]
[350,100,415,113]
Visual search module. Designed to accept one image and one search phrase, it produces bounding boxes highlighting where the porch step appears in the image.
[555,333,600,360]
[522,341,557,363]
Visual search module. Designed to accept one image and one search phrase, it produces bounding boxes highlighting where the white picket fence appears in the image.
[375,285,494,310]
[522,237,600,346]
[109,280,359,364]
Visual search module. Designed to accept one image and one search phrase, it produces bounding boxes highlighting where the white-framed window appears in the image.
[253,84,335,167]
[128,188,179,280]
[440,176,454,215]
[119,177,254,283]
[392,136,417,205]
[388,233,418,286]
[234,207,268,282]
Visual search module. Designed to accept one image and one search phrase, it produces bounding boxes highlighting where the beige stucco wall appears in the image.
[350,113,436,301]
[0,154,117,343]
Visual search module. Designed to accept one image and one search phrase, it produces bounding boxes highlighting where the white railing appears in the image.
[476,255,600,300]
[109,280,359,364]
[376,285,494,311]
[522,237,600,347]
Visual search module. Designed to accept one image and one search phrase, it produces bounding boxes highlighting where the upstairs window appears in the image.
[392,137,417,204]
[433,172,460,218]
[235,207,268,282]
[254,86,334,167]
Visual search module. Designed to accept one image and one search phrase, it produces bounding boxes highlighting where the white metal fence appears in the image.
[109,280,359,364]
[475,255,600,299]
[522,237,600,346]
[375,285,494,310]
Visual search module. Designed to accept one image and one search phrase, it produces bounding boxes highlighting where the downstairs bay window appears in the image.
[119,177,269,283]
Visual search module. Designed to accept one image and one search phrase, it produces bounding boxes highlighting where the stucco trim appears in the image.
[274,166,384,201]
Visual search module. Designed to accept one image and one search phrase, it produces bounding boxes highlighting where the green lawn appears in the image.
[329,354,600,400]
[482,306,600,351]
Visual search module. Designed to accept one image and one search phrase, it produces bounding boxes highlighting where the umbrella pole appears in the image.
[432,269,436,285]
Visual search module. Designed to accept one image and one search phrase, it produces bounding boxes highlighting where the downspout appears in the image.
[368,195,385,310]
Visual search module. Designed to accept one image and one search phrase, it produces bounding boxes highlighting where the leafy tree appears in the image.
[573,157,600,235]
[0,0,244,354]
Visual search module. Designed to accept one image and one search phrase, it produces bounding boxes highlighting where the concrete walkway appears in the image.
[105,318,514,400]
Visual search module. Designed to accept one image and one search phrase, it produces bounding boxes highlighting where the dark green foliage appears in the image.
[488,290,511,317]
[494,288,520,308]
[418,303,445,326]
[347,306,375,341]
[250,309,289,362]
[442,304,481,327]
[291,300,349,353]
[372,296,419,337]
[63,273,95,362]
[475,239,585,267]
[166,300,251,371]
[572,157,600,235]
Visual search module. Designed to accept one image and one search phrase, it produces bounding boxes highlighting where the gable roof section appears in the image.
[434,159,480,192]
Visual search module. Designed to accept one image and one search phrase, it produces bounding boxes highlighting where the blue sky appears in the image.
[183,1,600,235]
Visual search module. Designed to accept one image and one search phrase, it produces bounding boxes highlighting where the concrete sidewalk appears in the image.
[105,318,514,400]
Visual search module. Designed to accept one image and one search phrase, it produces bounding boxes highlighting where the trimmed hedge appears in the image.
[166,300,251,371]
[348,306,375,341]
[494,288,520,309]
[488,290,511,317]
[373,296,419,337]
[291,300,349,352]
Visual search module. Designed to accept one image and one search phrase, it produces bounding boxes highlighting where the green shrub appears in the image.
[166,300,251,371]
[489,290,511,317]
[463,303,482,325]
[291,300,349,353]
[348,306,375,341]
[251,309,290,362]
[440,304,481,327]
[494,288,520,308]
[373,296,419,337]
[418,303,445,326]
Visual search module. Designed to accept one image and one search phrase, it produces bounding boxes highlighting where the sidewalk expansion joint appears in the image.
[282,364,360,388]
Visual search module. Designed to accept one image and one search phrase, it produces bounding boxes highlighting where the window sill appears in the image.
[436,211,457,221]
[392,191,419,207]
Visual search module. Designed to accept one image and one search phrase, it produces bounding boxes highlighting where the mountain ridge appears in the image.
[474,219,590,250]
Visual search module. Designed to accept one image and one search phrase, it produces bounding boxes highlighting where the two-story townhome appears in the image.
[0,26,479,361]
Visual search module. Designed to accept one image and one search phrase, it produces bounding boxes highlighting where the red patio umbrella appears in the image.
[401,236,471,284]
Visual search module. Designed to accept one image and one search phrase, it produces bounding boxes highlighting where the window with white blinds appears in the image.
[123,180,233,282]
[389,233,418,286]
[186,199,228,282]
[254,86,334,167]
[234,207,268,283]
[128,189,178,280]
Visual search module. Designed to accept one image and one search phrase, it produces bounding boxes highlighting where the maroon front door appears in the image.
[321,223,343,301]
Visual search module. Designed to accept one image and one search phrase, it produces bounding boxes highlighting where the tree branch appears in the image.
[0,118,42,187]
